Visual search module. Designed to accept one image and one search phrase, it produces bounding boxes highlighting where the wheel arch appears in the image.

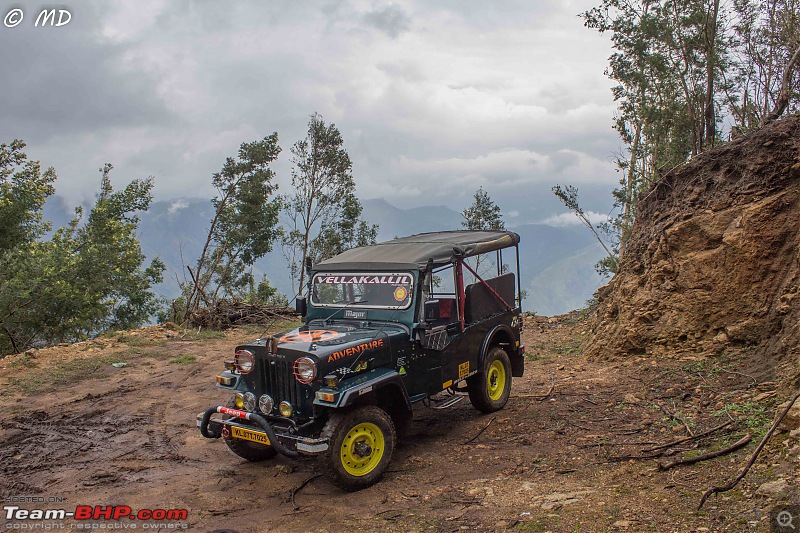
[481,324,523,377]
[329,369,413,429]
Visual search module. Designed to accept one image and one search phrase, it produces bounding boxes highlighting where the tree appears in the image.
[461,187,506,231]
[461,187,506,278]
[552,184,619,277]
[0,152,164,354]
[572,0,798,278]
[0,140,56,252]
[282,113,377,295]
[728,0,800,129]
[181,135,283,319]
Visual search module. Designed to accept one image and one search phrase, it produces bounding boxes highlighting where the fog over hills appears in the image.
[43,196,608,316]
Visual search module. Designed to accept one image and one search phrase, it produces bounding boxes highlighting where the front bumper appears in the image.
[197,406,328,457]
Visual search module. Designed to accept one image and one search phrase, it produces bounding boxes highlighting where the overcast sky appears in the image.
[1,0,619,225]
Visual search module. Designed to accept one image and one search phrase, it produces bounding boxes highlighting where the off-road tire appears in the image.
[467,346,512,413]
[222,400,278,462]
[319,406,396,491]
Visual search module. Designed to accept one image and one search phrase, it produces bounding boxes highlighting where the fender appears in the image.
[480,323,524,377]
[313,367,412,412]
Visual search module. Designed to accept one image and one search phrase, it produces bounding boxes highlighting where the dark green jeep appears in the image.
[198,230,525,490]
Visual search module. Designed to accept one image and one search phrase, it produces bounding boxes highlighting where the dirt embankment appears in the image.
[587,115,800,376]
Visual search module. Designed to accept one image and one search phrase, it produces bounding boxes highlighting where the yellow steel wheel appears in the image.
[340,422,385,476]
[487,359,507,401]
[468,347,512,413]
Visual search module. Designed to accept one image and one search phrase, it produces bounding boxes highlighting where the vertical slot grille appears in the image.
[259,356,301,406]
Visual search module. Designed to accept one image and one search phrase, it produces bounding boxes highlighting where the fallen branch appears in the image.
[518,371,555,400]
[698,388,800,510]
[717,368,758,387]
[290,474,321,511]
[643,420,733,453]
[657,434,751,471]
[463,417,496,445]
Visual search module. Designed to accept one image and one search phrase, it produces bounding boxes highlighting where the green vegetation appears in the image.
[169,354,197,365]
[178,134,283,322]
[555,0,800,274]
[0,141,164,356]
[281,113,377,295]
[7,354,126,394]
[716,401,771,437]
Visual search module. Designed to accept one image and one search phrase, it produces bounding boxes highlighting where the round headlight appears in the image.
[234,349,254,374]
[293,357,317,384]
[258,394,274,414]
[233,392,245,409]
[243,392,257,412]
[279,401,293,417]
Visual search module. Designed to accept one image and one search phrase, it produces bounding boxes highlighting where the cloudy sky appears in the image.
[1,0,620,225]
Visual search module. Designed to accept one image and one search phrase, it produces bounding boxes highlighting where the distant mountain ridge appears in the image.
[42,196,607,316]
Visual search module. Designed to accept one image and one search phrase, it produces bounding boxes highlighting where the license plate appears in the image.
[231,425,270,445]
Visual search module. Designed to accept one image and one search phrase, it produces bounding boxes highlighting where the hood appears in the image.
[271,323,402,368]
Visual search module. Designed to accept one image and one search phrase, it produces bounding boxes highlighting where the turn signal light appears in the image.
[224,359,235,371]
[315,391,336,403]
[216,374,235,386]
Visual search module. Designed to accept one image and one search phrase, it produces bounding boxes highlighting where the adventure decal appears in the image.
[327,338,385,363]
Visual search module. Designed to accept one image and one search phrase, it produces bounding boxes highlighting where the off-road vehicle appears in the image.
[198,230,525,490]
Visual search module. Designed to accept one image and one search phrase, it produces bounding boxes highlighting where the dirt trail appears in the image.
[1,318,798,532]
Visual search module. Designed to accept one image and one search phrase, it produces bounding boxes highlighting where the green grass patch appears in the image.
[169,354,197,365]
[7,354,126,395]
[715,401,771,437]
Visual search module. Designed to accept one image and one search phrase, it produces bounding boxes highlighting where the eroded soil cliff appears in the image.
[588,115,800,378]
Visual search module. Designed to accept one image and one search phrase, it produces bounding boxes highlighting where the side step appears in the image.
[429,395,464,410]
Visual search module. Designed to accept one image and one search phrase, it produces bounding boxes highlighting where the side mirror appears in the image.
[295,296,307,318]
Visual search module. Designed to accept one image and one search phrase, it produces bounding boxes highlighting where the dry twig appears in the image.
[698,389,800,510]
[659,404,695,437]
[463,417,496,445]
[289,474,321,511]
[518,371,555,400]
[643,420,733,453]
[657,434,751,471]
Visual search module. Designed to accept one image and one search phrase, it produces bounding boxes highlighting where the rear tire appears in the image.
[468,347,512,413]
[319,406,396,491]
[222,400,278,462]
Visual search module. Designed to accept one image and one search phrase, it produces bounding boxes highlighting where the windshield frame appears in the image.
[310,271,416,311]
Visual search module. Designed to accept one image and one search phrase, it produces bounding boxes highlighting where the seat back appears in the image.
[464,272,515,324]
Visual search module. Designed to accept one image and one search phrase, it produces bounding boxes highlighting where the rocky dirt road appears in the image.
[1,316,797,532]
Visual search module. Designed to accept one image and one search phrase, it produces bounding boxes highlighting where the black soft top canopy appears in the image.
[315,230,521,271]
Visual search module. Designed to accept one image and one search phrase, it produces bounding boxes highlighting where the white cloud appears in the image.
[3,0,619,218]
[167,199,189,215]
[541,210,609,227]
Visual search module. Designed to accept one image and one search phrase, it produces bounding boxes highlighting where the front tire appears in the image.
[468,347,512,413]
[319,406,396,491]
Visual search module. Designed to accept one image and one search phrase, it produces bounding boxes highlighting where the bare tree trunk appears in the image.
[704,0,720,146]
[762,43,800,124]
